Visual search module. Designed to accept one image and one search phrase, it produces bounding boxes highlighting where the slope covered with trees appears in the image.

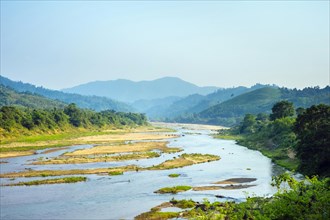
[176,86,330,126]
[0,103,147,138]
[226,101,330,177]
[0,85,66,109]
[0,76,134,112]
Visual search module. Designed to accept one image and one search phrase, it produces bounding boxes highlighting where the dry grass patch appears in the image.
[65,142,181,156]
[32,152,161,165]
[148,153,220,170]
[2,176,87,186]
[0,165,139,178]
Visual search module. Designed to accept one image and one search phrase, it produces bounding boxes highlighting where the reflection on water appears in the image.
[0,123,284,219]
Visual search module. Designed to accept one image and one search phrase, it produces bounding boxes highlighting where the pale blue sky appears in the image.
[1,1,329,89]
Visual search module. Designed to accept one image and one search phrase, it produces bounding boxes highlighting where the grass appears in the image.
[3,176,87,186]
[108,171,123,176]
[135,211,179,220]
[168,173,180,178]
[154,185,192,194]
[170,198,195,208]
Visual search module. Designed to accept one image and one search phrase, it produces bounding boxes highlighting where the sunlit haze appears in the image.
[1,1,329,90]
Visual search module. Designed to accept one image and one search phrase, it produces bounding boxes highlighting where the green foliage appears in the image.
[0,104,148,137]
[0,85,65,109]
[178,174,330,220]
[155,185,192,194]
[294,104,330,177]
[108,171,123,176]
[168,173,180,178]
[170,198,195,208]
[265,173,330,219]
[270,100,295,120]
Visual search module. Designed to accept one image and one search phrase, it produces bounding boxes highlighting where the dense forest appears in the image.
[0,103,147,138]
[222,101,330,177]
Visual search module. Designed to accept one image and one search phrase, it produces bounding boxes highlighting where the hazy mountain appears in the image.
[174,86,330,126]
[0,85,66,109]
[62,77,219,103]
[146,84,275,120]
[0,76,134,112]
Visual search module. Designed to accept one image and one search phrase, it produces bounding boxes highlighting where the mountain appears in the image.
[145,84,275,120]
[62,77,219,103]
[0,85,66,109]
[174,86,330,126]
[0,76,134,112]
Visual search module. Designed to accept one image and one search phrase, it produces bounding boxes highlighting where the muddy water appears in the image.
[0,123,284,219]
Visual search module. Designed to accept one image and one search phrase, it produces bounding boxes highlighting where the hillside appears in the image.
[0,85,66,109]
[0,76,134,112]
[175,86,330,126]
[62,77,219,103]
[146,84,274,120]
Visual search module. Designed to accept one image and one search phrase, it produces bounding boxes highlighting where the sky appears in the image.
[1,1,329,90]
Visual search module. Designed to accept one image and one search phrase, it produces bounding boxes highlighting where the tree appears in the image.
[270,100,295,121]
[239,114,256,134]
[294,104,330,176]
[64,103,83,127]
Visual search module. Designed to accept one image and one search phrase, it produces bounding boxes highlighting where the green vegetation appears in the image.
[170,198,195,208]
[135,210,179,220]
[154,185,192,194]
[294,104,330,177]
[0,85,66,109]
[168,173,180,178]
[221,102,329,176]
[108,171,123,176]
[3,176,87,186]
[137,174,330,219]
[174,86,329,126]
[0,104,147,139]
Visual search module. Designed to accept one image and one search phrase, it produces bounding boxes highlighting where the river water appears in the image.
[0,123,284,219]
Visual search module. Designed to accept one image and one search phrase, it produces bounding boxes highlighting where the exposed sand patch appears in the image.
[214,178,257,185]
[193,184,256,191]
[42,147,70,154]
[0,151,35,158]
[65,142,181,156]
[71,133,178,143]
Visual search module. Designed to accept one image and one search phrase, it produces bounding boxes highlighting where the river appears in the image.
[0,123,284,219]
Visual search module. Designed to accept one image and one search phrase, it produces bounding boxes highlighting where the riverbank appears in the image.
[0,125,175,158]
[215,133,299,171]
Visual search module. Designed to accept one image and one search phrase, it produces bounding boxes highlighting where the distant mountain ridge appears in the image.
[0,76,134,112]
[62,77,219,103]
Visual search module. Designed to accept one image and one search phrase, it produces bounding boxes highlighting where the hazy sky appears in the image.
[1,1,329,90]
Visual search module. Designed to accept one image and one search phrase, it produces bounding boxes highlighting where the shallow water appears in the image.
[0,123,284,219]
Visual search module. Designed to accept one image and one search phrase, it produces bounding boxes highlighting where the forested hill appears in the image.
[0,76,134,112]
[0,85,66,109]
[175,86,330,126]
